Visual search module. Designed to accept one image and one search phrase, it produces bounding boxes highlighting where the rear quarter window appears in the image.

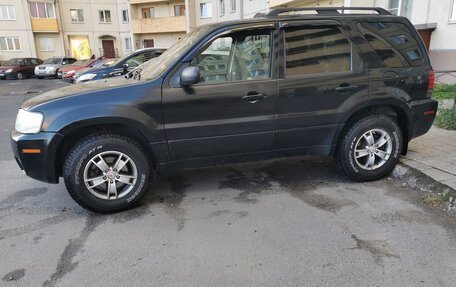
[357,21,425,68]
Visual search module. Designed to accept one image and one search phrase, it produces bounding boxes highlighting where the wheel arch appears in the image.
[335,103,413,156]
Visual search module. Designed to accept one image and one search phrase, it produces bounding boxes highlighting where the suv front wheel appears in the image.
[63,133,152,213]
[336,115,403,182]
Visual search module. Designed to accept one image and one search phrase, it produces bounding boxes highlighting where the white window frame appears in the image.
[200,2,213,18]
[125,37,132,50]
[98,10,111,23]
[0,5,16,20]
[387,0,401,16]
[39,37,54,52]
[122,9,129,23]
[230,0,236,12]
[70,9,84,23]
[0,36,21,51]
[220,0,225,16]
[29,2,56,19]
[450,0,456,22]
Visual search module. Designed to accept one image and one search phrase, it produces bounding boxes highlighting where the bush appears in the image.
[434,109,456,130]
[433,84,456,100]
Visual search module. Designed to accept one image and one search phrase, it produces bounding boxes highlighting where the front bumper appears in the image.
[35,69,56,77]
[11,130,63,183]
[0,72,14,79]
[409,98,438,139]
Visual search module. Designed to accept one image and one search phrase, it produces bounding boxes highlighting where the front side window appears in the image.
[122,9,129,23]
[284,26,351,76]
[99,10,111,23]
[70,9,84,23]
[39,37,54,51]
[126,54,147,68]
[200,2,213,18]
[29,2,55,18]
[0,36,21,51]
[357,21,424,68]
[191,30,271,83]
[0,5,16,20]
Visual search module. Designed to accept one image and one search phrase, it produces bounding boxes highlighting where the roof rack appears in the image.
[261,7,391,17]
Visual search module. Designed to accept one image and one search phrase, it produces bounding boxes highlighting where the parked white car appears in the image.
[34,57,77,79]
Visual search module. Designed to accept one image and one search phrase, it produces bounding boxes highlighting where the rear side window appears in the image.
[284,26,351,76]
[357,21,424,68]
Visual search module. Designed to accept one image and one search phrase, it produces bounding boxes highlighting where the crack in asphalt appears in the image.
[42,215,106,287]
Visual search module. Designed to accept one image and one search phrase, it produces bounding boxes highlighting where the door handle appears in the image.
[242,92,267,103]
[335,84,358,93]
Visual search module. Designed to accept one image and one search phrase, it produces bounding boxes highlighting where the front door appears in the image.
[102,40,115,58]
[276,21,369,153]
[162,26,277,161]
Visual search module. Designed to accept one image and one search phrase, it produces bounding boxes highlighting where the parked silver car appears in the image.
[34,57,77,79]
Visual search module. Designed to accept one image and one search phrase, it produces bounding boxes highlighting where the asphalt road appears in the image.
[0,79,455,286]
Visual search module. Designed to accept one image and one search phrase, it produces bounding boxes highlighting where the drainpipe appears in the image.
[56,0,67,57]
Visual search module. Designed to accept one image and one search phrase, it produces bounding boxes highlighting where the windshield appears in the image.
[141,25,212,80]
[4,58,21,66]
[73,60,90,66]
[100,59,116,67]
[44,58,62,64]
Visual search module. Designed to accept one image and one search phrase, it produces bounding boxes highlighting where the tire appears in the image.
[16,72,24,80]
[63,133,152,213]
[336,114,403,182]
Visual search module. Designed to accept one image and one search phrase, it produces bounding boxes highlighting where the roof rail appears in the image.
[263,7,391,17]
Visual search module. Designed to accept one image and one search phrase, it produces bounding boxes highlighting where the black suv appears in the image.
[11,7,437,213]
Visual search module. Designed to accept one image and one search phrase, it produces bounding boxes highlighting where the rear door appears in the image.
[276,20,369,154]
[162,25,278,161]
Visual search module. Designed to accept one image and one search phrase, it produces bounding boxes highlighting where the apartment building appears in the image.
[0,0,132,61]
[58,0,133,59]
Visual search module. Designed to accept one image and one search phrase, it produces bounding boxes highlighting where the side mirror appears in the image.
[123,63,129,71]
[180,66,200,86]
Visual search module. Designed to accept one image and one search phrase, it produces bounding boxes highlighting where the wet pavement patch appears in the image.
[2,269,25,282]
[350,234,400,267]
[219,168,272,204]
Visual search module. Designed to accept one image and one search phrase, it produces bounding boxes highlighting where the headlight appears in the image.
[77,73,97,82]
[5,69,12,73]
[15,109,44,134]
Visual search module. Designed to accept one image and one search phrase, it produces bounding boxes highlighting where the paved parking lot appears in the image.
[0,79,455,286]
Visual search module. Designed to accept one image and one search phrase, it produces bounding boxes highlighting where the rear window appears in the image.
[357,21,424,68]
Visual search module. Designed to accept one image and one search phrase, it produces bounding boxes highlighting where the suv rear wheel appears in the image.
[63,133,152,213]
[336,114,402,182]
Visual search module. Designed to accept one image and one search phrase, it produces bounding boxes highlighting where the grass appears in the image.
[434,109,456,130]
[421,193,450,208]
[432,83,456,100]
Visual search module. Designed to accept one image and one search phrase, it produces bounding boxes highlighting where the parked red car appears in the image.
[0,58,43,79]
[57,59,98,81]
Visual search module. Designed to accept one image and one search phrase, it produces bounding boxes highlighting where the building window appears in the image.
[0,5,16,20]
[70,9,84,23]
[29,2,55,18]
[39,37,54,51]
[200,2,212,18]
[0,36,21,51]
[220,0,225,16]
[122,9,129,23]
[387,0,412,18]
[142,7,155,18]
[125,37,132,50]
[230,0,236,12]
[451,0,456,21]
[98,10,111,23]
[174,5,186,16]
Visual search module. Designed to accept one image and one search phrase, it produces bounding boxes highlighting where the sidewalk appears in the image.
[401,126,456,190]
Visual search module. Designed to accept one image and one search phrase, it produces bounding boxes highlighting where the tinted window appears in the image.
[191,30,271,83]
[31,58,40,65]
[357,21,424,68]
[284,26,351,76]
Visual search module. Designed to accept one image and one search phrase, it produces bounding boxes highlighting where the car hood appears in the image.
[0,65,17,71]
[59,65,83,72]
[22,76,132,110]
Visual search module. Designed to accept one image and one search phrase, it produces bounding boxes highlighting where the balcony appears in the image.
[31,18,59,33]
[130,0,175,4]
[132,16,186,34]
